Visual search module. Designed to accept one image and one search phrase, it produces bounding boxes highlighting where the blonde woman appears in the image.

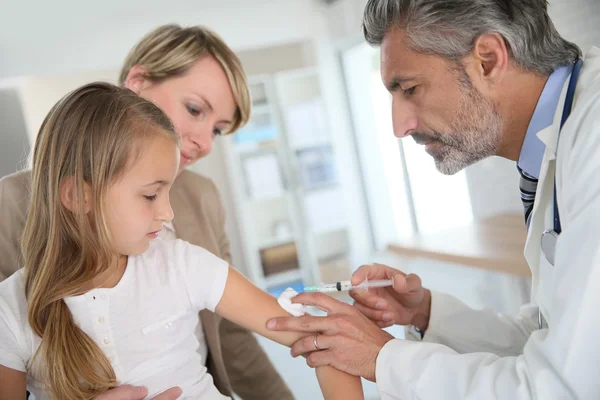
[0,25,292,400]
[0,83,363,400]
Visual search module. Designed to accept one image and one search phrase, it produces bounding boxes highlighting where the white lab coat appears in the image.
[375,47,600,399]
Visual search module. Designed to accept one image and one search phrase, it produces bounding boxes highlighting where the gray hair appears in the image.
[363,0,581,75]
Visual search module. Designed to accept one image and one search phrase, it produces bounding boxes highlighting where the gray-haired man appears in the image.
[268,0,600,398]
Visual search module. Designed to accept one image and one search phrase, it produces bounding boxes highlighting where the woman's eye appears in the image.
[213,128,223,136]
[186,104,202,117]
[143,195,157,201]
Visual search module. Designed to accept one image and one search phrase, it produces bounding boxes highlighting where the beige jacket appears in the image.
[0,169,294,400]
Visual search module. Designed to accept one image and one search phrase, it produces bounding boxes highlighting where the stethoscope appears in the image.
[538,58,582,329]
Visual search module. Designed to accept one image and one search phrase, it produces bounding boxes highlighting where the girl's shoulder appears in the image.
[0,269,28,317]
[138,238,194,265]
[134,239,228,287]
[140,238,222,267]
[131,239,213,282]
[0,269,34,366]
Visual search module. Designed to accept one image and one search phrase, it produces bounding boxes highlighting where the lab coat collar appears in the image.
[537,47,600,159]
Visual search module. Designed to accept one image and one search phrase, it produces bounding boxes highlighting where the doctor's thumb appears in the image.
[393,273,422,294]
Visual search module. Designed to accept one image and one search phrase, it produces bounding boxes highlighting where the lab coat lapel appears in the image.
[523,77,569,292]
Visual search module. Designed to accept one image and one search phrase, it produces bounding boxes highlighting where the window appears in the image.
[341,42,473,244]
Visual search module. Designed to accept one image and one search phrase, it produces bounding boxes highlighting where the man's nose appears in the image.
[392,99,418,138]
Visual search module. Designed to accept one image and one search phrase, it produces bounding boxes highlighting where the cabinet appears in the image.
[223,67,360,295]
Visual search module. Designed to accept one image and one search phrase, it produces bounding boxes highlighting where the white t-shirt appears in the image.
[0,239,230,399]
[160,221,209,368]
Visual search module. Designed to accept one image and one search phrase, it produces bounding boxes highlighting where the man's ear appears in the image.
[60,177,92,214]
[469,33,509,86]
[123,64,151,94]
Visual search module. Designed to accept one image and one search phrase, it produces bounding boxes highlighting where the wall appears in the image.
[17,70,118,145]
[0,0,327,80]
[0,88,29,178]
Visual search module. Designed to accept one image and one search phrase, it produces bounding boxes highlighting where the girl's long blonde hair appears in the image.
[23,82,178,399]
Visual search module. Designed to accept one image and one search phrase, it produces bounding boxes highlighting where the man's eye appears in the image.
[403,86,417,97]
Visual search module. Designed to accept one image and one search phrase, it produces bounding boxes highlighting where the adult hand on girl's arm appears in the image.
[0,363,183,400]
[0,365,26,400]
[266,291,394,382]
[215,267,364,400]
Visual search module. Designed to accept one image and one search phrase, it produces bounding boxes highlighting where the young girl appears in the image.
[0,83,363,400]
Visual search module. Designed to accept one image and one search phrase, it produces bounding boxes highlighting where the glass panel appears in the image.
[342,41,474,238]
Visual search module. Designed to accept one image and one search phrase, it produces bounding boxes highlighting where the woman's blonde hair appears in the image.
[23,82,178,399]
[119,24,251,133]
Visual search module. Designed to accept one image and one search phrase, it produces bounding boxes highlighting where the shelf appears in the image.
[309,227,349,238]
[318,252,350,264]
[275,66,319,81]
[235,140,278,156]
[247,192,288,205]
[313,226,348,237]
[264,269,303,288]
[291,139,332,152]
[303,182,339,193]
[251,103,273,116]
[259,236,295,250]
[312,228,349,262]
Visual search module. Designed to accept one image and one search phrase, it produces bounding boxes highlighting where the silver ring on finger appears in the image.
[313,333,321,350]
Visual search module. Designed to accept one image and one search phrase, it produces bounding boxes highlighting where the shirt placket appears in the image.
[86,291,124,380]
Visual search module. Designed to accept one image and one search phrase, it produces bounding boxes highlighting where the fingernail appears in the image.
[376,301,386,309]
[266,319,276,329]
[382,312,393,321]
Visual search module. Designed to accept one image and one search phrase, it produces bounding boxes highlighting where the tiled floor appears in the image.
[245,251,531,399]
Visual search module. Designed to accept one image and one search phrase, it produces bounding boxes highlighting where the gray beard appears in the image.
[433,81,503,175]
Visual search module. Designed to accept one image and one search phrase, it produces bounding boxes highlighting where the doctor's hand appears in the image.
[95,385,183,400]
[266,292,394,382]
[350,263,431,331]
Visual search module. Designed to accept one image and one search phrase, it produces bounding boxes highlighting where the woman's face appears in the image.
[126,55,237,174]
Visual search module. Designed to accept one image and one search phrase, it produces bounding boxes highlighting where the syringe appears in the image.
[303,277,393,293]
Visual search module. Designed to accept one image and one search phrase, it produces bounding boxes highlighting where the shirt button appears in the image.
[103,337,110,345]
[165,322,173,329]
[100,295,107,301]
[98,317,105,324]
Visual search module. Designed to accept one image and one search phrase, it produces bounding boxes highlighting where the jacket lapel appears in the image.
[170,184,203,246]
[529,47,600,253]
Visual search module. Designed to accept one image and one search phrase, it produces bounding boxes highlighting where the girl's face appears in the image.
[105,133,179,256]
[126,56,237,174]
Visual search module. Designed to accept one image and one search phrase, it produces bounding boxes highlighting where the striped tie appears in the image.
[518,166,538,229]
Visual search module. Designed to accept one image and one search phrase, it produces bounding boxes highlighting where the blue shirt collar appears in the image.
[517,64,573,179]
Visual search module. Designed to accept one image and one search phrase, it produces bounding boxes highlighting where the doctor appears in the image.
[267,0,600,398]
